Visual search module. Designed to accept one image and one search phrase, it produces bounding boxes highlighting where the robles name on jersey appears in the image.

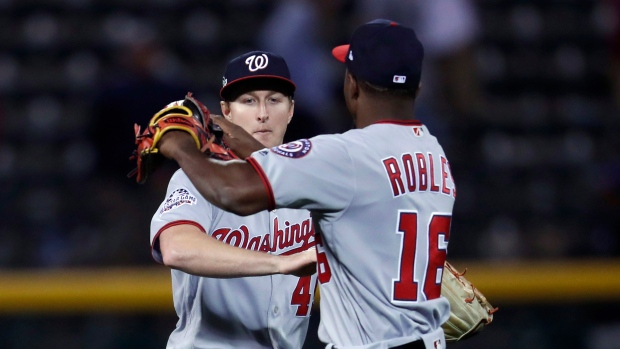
[382,151,456,198]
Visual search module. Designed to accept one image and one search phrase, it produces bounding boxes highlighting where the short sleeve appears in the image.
[150,170,212,263]
[248,135,356,212]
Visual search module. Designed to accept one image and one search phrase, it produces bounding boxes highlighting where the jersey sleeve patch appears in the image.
[412,126,424,137]
[159,188,197,216]
[270,139,312,158]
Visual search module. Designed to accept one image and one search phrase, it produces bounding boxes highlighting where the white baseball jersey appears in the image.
[151,170,317,349]
[248,120,456,349]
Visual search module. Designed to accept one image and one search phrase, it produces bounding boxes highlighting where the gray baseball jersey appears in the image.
[151,170,317,349]
[248,121,455,349]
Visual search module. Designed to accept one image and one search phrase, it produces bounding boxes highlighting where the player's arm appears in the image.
[212,115,266,159]
[158,131,269,216]
[159,224,316,277]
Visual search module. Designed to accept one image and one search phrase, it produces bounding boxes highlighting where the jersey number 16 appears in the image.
[313,212,451,303]
[393,212,451,302]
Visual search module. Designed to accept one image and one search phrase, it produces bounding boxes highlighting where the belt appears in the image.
[391,340,425,349]
[324,340,425,349]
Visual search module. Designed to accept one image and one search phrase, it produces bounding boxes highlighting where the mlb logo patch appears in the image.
[393,75,406,83]
[412,126,424,137]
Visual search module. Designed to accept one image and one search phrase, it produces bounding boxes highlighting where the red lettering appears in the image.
[429,154,440,192]
[447,161,457,198]
[291,223,300,246]
[225,229,243,247]
[291,276,313,316]
[392,213,452,302]
[383,157,405,196]
[283,221,294,248]
[393,212,418,301]
[212,228,230,241]
[260,235,271,252]
[212,220,316,254]
[303,219,315,247]
[273,218,295,251]
[247,236,261,251]
[402,154,416,192]
[425,215,451,299]
[273,218,283,251]
[300,220,311,243]
[315,232,332,283]
[228,226,249,248]
[416,153,428,191]
[441,156,450,195]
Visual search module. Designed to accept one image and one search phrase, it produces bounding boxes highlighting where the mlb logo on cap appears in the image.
[393,75,407,84]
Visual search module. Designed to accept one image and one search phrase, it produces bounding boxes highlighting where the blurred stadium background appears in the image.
[0,0,619,348]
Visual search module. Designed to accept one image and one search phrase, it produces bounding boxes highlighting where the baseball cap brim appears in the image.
[332,45,350,63]
[219,75,296,100]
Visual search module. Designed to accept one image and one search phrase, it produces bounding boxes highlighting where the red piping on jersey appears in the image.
[279,240,317,256]
[151,220,206,264]
[374,119,422,126]
[246,157,277,211]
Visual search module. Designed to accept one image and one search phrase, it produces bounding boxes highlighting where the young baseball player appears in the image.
[151,51,318,349]
[157,20,455,349]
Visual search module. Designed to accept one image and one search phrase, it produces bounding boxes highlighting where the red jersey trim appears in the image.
[374,119,422,126]
[279,241,317,256]
[246,157,276,211]
[151,220,206,264]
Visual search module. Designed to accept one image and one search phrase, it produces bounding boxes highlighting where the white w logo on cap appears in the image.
[245,54,269,72]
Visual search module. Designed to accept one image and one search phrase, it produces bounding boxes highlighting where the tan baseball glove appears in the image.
[441,261,497,342]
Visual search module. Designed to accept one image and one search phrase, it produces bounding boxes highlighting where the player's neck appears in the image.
[355,96,416,128]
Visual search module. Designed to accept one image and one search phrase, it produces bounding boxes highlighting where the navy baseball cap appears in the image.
[220,51,296,100]
[332,19,424,89]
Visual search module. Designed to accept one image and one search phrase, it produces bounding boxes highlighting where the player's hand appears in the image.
[210,114,235,133]
[158,130,201,160]
[211,115,265,158]
[278,247,317,277]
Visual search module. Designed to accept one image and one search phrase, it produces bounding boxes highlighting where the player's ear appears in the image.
[220,101,232,120]
[343,71,359,117]
[346,72,359,101]
[287,98,294,124]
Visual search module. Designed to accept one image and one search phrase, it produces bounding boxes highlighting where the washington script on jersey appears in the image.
[382,151,457,198]
[212,216,315,255]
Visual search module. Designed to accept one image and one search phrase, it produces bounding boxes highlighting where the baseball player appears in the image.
[157,20,455,349]
[151,51,318,349]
